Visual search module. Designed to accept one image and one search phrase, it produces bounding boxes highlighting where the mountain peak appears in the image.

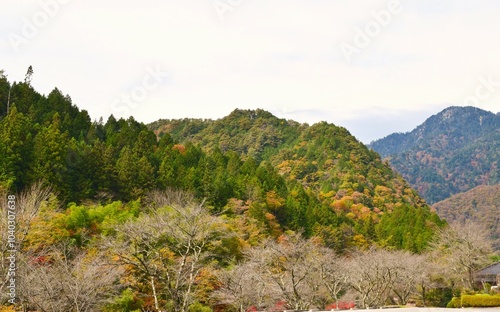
[370,105,500,204]
[225,108,279,122]
[371,106,500,158]
[432,106,495,124]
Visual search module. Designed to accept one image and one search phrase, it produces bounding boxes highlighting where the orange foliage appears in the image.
[330,196,353,214]
[172,144,186,154]
[264,212,282,237]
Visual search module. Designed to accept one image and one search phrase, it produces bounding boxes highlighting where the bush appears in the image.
[103,288,142,312]
[187,301,213,312]
[325,301,356,310]
[446,297,461,308]
[425,287,453,307]
[461,294,500,307]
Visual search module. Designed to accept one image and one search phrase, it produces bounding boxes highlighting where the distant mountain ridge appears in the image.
[369,106,500,204]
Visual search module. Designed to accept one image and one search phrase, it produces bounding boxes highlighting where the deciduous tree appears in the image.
[253,233,324,310]
[19,242,122,312]
[429,221,494,290]
[106,190,224,312]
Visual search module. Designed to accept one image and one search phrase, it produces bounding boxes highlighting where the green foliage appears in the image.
[56,200,140,246]
[446,297,461,308]
[460,294,500,307]
[376,204,444,252]
[187,302,213,312]
[150,109,303,162]
[0,106,34,191]
[0,72,443,254]
[104,288,143,312]
[425,287,453,308]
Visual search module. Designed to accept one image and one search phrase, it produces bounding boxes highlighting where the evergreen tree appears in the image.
[29,113,69,197]
[0,106,34,191]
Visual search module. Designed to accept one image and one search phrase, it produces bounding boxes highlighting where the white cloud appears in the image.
[1,0,500,143]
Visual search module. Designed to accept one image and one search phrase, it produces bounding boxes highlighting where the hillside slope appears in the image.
[369,106,500,204]
[150,109,443,251]
[432,184,500,250]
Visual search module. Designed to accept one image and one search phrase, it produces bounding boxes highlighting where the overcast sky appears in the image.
[2,0,500,143]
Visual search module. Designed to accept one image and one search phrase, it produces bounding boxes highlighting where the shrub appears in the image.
[103,288,142,312]
[188,301,213,312]
[482,282,492,293]
[425,287,453,307]
[461,294,500,307]
[325,301,356,310]
[446,297,461,308]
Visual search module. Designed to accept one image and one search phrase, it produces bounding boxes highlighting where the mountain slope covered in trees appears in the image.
[3,70,498,312]
[149,109,441,251]
[369,106,500,204]
[432,184,500,250]
[0,71,443,252]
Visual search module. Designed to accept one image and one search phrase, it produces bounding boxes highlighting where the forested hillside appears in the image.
[0,70,443,252]
[432,184,500,250]
[150,109,441,251]
[370,106,500,204]
[0,71,464,311]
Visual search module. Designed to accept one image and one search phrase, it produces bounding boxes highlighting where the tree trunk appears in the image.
[151,276,160,312]
[422,285,426,307]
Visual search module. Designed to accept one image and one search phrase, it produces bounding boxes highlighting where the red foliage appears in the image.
[30,255,54,266]
[325,301,356,310]
[270,301,287,311]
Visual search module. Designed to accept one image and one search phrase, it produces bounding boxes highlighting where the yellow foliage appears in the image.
[320,190,335,200]
[374,185,392,197]
[277,160,292,175]
[23,201,69,252]
[266,190,285,211]
[330,196,354,214]
[352,234,369,249]
[323,159,335,170]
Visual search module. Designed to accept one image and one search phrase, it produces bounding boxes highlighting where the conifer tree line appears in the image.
[0,70,497,310]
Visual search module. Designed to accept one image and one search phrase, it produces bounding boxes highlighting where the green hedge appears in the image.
[460,294,500,307]
[446,297,461,308]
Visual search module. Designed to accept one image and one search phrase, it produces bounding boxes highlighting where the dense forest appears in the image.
[0,70,442,252]
[370,106,500,204]
[0,70,497,311]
